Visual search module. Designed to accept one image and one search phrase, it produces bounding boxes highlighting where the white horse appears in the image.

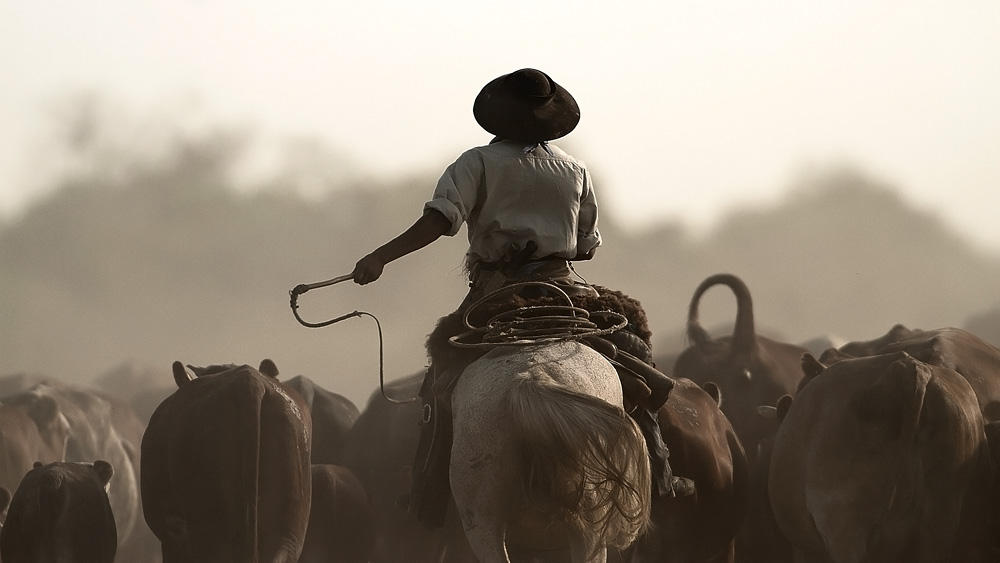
[450,340,652,563]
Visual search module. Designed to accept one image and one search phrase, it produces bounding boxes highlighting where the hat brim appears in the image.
[473,73,580,142]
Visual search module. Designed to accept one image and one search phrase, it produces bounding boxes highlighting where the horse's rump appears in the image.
[506,376,651,549]
[450,341,651,561]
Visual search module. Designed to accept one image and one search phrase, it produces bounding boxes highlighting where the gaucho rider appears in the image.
[352,68,694,528]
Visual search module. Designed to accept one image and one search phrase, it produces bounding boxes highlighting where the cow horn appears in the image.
[172,361,194,387]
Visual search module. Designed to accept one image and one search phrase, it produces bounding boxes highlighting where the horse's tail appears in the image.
[506,377,652,549]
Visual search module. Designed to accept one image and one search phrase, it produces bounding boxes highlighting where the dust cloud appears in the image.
[3,109,999,409]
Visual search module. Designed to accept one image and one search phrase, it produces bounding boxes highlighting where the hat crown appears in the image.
[506,69,556,100]
[473,68,579,142]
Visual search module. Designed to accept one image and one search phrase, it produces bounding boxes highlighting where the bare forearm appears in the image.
[353,209,451,284]
[372,209,451,263]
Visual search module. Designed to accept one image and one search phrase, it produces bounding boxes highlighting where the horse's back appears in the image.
[457,340,623,408]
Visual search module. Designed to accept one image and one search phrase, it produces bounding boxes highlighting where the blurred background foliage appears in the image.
[3,103,999,408]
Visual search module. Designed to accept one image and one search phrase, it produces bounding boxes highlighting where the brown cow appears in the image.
[6,383,142,554]
[299,464,375,563]
[737,395,795,563]
[820,325,1000,421]
[769,352,994,563]
[0,460,117,563]
[283,375,360,465]
[671,274,808,465]
[614,376,749,563]
[342,371,476,563]
[0,394,68,499]
[141,360,312,563]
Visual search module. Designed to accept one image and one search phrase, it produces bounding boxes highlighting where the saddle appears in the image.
[411,284,682,528]
[425,284,671,410]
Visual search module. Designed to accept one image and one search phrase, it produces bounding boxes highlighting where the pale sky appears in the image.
[2,1,999,250]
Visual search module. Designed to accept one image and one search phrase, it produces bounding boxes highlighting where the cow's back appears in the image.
[141,366,311,563]
[878,327,1000,420]
[822,325,1000,419]
[770,352,993,562]
[283,375,359,465]
[617,376,749,562]
[0,461,117,563]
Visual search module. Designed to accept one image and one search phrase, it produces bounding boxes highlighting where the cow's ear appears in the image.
[702,381,722,407]
[172,361,194,388]
[776,394,793,424]
[92,460,114,486]
[259,359,279,379]
[801,353,826,379]
[33,461,43,469]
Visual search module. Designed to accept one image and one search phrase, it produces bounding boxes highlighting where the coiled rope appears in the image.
[450,281,628,348]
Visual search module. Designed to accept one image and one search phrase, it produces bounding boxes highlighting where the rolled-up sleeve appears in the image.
[576,168,601,254]
[423,149,482,237]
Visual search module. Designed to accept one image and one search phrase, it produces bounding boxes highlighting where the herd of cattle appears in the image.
[1,272,999,562]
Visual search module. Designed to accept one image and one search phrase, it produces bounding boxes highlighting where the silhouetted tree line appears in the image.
[3,122,999,407]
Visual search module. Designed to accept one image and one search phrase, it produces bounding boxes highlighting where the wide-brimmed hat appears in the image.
[473,68,580,142]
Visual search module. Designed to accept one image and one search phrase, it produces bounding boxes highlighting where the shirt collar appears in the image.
[490,136,554,156]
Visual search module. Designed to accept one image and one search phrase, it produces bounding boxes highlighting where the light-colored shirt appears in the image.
[424,139,601,268]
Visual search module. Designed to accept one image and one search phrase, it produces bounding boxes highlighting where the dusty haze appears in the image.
[3,115,999,409]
